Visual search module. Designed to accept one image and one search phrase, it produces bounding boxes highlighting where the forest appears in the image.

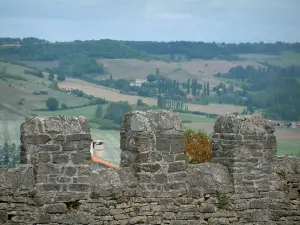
[215,65,300,120]
[1,37,300,121]
[1,37,300,61]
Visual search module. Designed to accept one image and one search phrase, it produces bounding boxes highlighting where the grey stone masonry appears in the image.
[212,114,277,224]
[120,110,188,197]
[20,116,92,202]
[0,112,299,224]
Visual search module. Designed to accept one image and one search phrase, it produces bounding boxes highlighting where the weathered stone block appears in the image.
[62,166,77,177]
[154,174,168,183]
[38,184,61,191]
[38,144,61,152]
[57,177,72,183]
[136,152,151,163]
[65,133,91,142]
[163,154,175,162]
[52,153,70,164]
[71,152,91,164]
[168,161,186,173]
[130,216,147,224]
[78,116,90,132]
[38,152,51,163]
[53,134,65,141]
[136,173,152,183]
[156,138,171,152]
[77,166,91,176]
[37,163,60,175]
[0,210,7,223]
[69,184,90,192]
[135,163,161,173]
[73,176,91,183]
[170,138,185,153]
[22,134,51,145]
[44,203,67,214]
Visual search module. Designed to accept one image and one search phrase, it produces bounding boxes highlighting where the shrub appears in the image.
[61,103,68,109]
[184,129,212,163]
[46,97,59,111]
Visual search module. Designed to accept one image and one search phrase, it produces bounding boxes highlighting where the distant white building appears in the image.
[130,79,147,87]
[60,86,77,91]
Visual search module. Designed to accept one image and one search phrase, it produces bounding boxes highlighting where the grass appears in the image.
[277,139,300,157]
[90,128,120,166]
[178,113,216,123]
[276,127,300,156]
[0,119,22,146]
[36,105,98,120]
[20,61,59,70]
[0,61,90,117]
[238,51,300,67]
[61,78,245,114]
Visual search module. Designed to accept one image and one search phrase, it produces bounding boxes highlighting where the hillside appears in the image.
[0,61,90,118]
[99,58,262,86]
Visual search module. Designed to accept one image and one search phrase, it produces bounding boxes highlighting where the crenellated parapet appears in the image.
[0,111,299,224]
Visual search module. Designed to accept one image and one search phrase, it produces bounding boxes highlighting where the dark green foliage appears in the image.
[17,99,24,105]
[61,103,68,109]
[104,101,132,124]
[0,143,19,168]
[147,74,156,82]
[46,97,59,111]
[2,38,300,65]
[48,72,54,81]
[24,69,44,78]
[215,65,300,120]
[0,66,27,81]
[57,73,66,81]
[136,99,144,106]
[95,105,103,118]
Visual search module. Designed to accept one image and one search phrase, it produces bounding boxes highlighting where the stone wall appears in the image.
[0,111,299,225]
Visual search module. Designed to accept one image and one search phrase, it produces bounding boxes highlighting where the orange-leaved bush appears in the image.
[184,129,212,164]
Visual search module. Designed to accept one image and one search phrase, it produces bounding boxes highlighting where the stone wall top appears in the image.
[214,114,275,135]
[121,110,183,137]
[20,116,90,135]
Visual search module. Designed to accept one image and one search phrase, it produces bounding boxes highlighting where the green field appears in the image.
[238,51,300,67]
[20,61,59,70]
[0,120,22,146]
[277,139,300,157]
[36,105,98,120]
[178,113,217,123]
[0,61,90,117]
[90,128,120,166]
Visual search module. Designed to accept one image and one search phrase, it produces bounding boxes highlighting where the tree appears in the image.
[104,101,132,124]
[61,103,68,109]
[95,105,103,118]
[1,142,10,165]
[57,74,66,81]
[50,81,59,90]
[48,73,54,81]
[137,99,144,106]
[207,82,210,96]
[147,74,156,82]
[46,97,59,111]
[155,67,160,77]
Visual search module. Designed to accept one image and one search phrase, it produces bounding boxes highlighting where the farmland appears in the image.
[60,78,245,114]
[238,51,300,67]
[99,58,261,86]
[0,61,90,117]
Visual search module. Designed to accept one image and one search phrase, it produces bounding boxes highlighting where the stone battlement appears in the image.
[0,110,299,225]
